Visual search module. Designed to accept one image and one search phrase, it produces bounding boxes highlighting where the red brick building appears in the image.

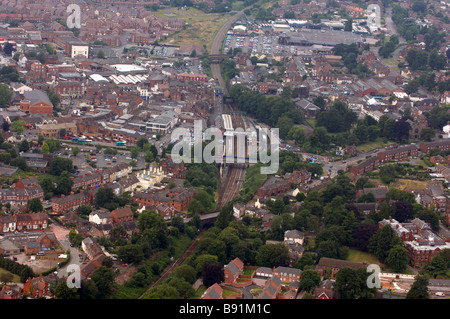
[52,190,92,214]
[224,257,244,285]
[111,207,134,224]
[377,145,419,162]
[133,187,197,212]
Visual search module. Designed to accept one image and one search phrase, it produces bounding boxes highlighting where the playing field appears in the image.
[153,8,232,49]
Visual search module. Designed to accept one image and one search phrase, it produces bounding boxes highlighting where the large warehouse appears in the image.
[278,29,363,46]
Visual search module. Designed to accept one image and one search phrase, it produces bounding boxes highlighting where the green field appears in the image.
[0,268,21,283]
[355,139,395,153]
[241,163,268,196]
[346,249,382,266]
[153,8,232,49]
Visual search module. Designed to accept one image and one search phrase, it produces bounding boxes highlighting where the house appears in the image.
[89,210,114,225]
[224,257,244,285]
[377,145,419,162]
[81,237,104,260]
[313,279,335,299]
[273,267,301,283]
[201,283,223,299]
[80,253,107,280]
[23,274,52,298]
[52,190,92,214]
[20,90,53,115]
[349,156,380,178]
[421,140,450,153]
[257,275,282,299]
[379,217,450,267]
[356,187,389,202]
[316,257,365,279]
[0,285,21,299]
[110,207,134,224]
[256,177,291,198]
[284,230,304,245]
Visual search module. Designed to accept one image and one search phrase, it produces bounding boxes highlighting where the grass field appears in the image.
[355,139,395,153]
[392,178,429,191]
[346,249,382,266]
[153,7,232,49]
[241,163,268,196]
[0,268,21,283]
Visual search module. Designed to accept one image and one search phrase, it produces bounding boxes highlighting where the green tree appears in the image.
[54,281,80,299]
[50,157,73,175]
[299,269,321,292]
[406,275,429,299]
[91,266,114,299]
[27,197,43,213]
[335,267,375,299]
[255,244,290,268]
[11,119,25,135]
[143,283,180,299]
[0,84,12,107]
[386,246,409,272]
[41,142,50,154]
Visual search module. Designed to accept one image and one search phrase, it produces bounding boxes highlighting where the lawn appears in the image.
[153,7,232,49]
[0,268,21,283]
[355,139,395,153]
[392,178,429,191]
[242,163,268,196]
[346,248,382,266]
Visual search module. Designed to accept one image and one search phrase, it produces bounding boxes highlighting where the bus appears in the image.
[116,141,127,146]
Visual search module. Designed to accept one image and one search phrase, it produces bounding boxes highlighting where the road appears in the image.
[209,9,246,95]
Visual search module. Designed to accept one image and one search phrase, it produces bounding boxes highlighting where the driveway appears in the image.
[49,224,83,279]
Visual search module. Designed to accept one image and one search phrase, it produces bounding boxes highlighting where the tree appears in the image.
[11,119,25,135]
[3,42,14,56]
[420,254,449,279]
[201,262,224,287]
[406,275,429,299]
[143,283,180,299]
[55,171,74,195]
[368,225,403,263]
[54,281,80,299]
[18,140,29,152]
[41,143,50,154]
[90,266,114,299]
[50,157,73,175]
[0,84,12,107]
[392,201,414,222]
[27,198,43,213]
[344,18,353,32]
[94,187,116,208]
[335,267,375,299]
[255,244,290,268]
[299,269,321,292]
[72,146,80,156]
[420,128,436,141]
[386,246,409,272]
[352,223,378,251]
[172,264,197,284]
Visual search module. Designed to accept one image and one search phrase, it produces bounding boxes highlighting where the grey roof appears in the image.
[23,90,52,106]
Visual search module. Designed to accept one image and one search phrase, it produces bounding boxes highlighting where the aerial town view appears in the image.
[0,0,449,308]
